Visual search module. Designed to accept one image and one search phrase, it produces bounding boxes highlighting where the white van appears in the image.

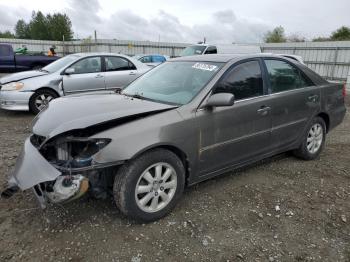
[179,44,305,64]
[179,44,262,56]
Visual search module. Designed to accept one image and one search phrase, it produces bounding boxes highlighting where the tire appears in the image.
[293,116,326,160]
[113,149,185,222]
[29,89,58,114]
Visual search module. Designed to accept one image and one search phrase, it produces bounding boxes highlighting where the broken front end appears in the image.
[4,133,121,208]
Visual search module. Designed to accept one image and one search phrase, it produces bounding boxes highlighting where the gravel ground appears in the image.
[0,98,349,262]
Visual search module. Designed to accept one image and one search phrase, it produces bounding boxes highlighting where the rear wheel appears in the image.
[113,149,185,222]
[29,89,58,114]
[293,117,326,160]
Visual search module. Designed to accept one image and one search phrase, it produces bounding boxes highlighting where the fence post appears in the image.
[331,47,339,81]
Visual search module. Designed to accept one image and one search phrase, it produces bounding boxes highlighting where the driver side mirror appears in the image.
[201,93,235,109]
[63,68,75,75]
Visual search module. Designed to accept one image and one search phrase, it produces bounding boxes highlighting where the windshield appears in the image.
[180,45,206,56]
[122,61,223,105]
[42,55,80,73]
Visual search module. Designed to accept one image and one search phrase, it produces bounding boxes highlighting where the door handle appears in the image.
[129,71,136,75]
[307,94,318,102]
[95,74,104,78]
[257,106,271,116]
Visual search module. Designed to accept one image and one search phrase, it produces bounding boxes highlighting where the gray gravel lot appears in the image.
[0,98,349,262]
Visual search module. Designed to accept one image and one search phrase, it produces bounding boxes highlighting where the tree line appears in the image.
[0,11,73,41]
[264,26,350,43]
[0,10,349,43]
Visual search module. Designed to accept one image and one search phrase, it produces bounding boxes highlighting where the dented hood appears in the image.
[32,94,177,139]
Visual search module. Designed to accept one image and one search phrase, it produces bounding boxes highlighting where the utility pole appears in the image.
[62,35,65,56]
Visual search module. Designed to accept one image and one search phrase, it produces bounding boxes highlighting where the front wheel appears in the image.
[113,149,185,222]
[29,89,58,114]
[293,116,326,160]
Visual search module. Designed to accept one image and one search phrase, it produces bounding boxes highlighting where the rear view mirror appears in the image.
[203,93,235,108]
[64,68,75,75]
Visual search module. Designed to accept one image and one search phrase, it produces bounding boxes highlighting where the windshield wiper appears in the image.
[39,69,49,73]
[122,93,145,100]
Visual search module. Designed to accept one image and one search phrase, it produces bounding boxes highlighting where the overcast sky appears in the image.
[0,0,349,43]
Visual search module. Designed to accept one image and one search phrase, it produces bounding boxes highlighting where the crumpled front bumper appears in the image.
[9,138,61,190]
[0,90,33,111]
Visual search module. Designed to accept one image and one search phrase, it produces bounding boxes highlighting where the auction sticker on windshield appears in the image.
[192,63,218,72]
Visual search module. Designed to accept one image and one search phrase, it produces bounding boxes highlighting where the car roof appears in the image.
[73,52,131,58]
[170,53,299,63]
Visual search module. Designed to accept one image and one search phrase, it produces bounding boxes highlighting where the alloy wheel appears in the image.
[306,123,323,154]
[35,93,54,111]
[135,162,177,213]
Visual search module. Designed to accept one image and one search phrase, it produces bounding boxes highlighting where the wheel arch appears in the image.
[316,112,330,133]
[131,143,191,186]
[30,87,60,98]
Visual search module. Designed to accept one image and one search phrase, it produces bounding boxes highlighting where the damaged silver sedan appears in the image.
[3,54,346,222]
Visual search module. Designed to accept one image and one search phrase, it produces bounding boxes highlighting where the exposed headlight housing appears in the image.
[39,136,112,169]
[1,82,24,91]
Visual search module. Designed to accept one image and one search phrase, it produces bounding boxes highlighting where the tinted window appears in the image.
[265,59,313,93]
[69,57,101,74]
[152,56,166,62]
[0,45,11,56]
[106,56,136,71]
[213,60,263,100]
[204,46,217,54]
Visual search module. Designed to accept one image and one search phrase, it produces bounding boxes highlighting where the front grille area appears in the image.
[30,134,46,148]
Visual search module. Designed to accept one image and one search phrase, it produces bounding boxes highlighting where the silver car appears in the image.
[0,53,150,113]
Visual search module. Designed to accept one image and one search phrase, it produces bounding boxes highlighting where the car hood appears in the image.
[32,94,177,139]
[0,70,48,84]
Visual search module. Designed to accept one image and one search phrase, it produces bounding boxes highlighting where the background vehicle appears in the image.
[0,53,150,113]
[0,43,59,72]
[180,44,262,56]
[181,44,305,64]
[135,54,168,67]
[6,54,346,222]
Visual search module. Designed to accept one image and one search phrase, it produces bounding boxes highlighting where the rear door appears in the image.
[263,58,320,149]
[104,56,139,90]
[0,45,15,71]
[197,59,273,175]
[62,56,105,94]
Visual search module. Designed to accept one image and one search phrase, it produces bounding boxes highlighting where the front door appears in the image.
[197,59,272,175]
[263,59,321,149]
[104,56,139,90]
[62,56,105,94]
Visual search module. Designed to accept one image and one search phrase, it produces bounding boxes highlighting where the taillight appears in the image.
[343,83,347,97]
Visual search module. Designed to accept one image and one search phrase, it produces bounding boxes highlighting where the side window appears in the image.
[213,60,263,100]
[299,71,314,88]
[69,57,101,74]
[105,56,136,71]
[265,59,313,93]
[205,46,217,54]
